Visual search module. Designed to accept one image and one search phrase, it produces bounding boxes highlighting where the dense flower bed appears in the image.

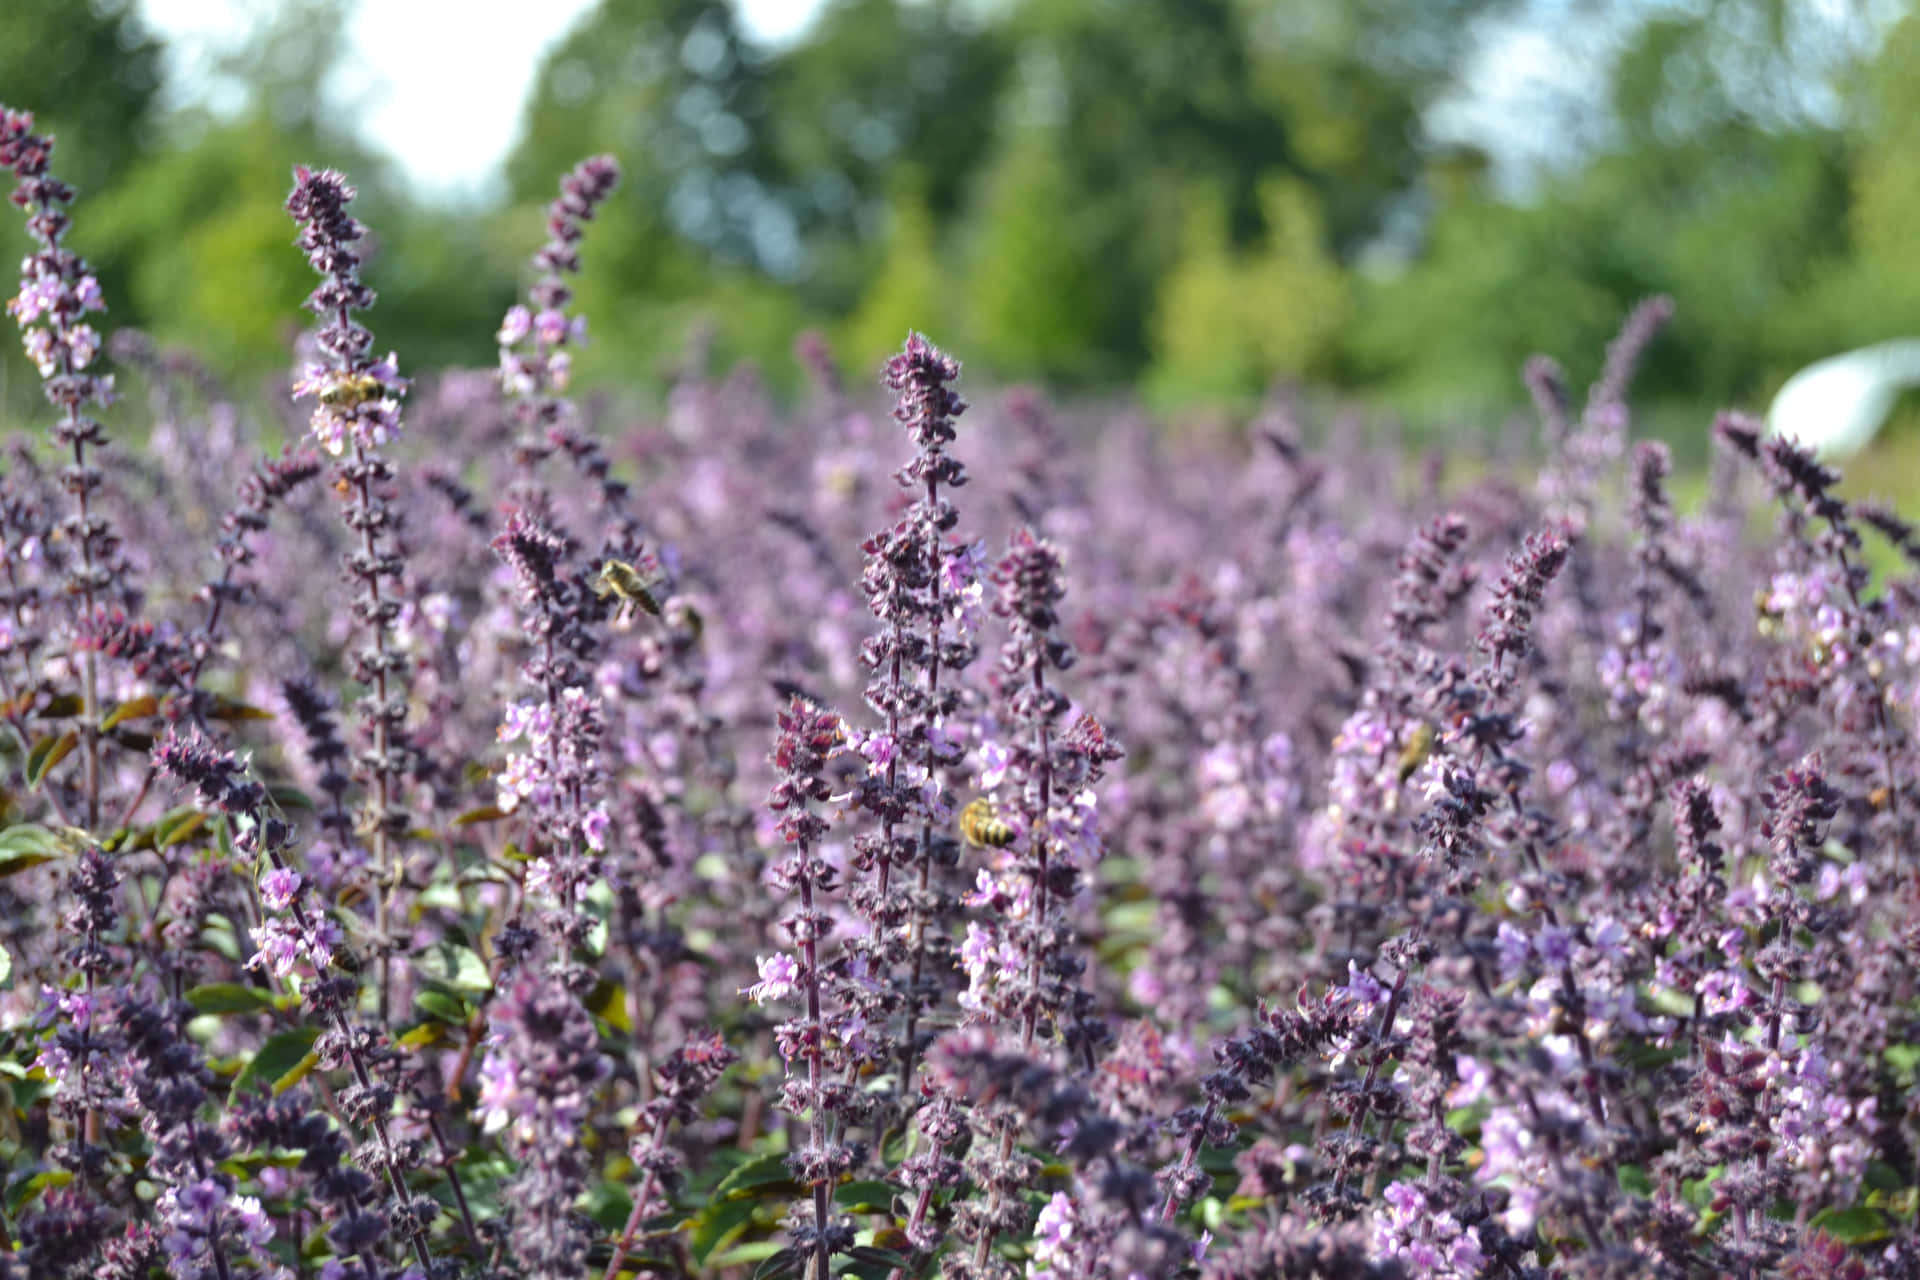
[5,102,1920,1279]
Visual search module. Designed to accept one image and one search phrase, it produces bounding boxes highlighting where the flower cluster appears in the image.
[491,512,613,973]
[5,99,1920,1280]
[760,694,861,1273]
[476,974,611,1278]
[499,155,619,485]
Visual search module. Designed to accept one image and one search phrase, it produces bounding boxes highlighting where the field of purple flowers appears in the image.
[5,101,1920,1280]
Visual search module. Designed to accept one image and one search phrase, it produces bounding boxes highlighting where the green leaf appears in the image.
[137,805,210,852]
[843,1245,913,1278]
[415,943,492,996]
[712,1241,787,1268]
[586,979,632,1033]
[25,731,79,789]
[8,1074,50,1110]
[0,823,68,875]
[230,1026,321,1099]
[414,989,470,1023]
[272,1048,321,1094]
[1808,1205,1891,1244]
[185,983,275,1015]
[687,1194,762,1264]
[0,938,11,985]
[158,809,210,849]
[37,693,84,719]
[1866,1160,1905,1193]
[267,784,316,813]
[207,695,276,722]
[396,1022,447,1050]
[748,1246,802,1279]
[100,695,159,730]
[1868,1184,1920,1221]
[5,1167,72,1214]
[833,1180,901,1213]
[454,805,511,826]
[712,1150,798,1201]
[1681,1165,1724,1211]
[1617,1164,1653,1197]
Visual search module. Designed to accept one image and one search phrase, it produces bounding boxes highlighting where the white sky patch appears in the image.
[335,0,603,201]
[1425,20,1625,200]
[140,0,823,203]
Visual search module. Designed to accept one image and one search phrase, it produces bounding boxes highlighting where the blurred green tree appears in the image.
[838,177,949,373]
[0,0,163,200]
[75,0,503,384]
[1813,9,1920,348]
[1148,176,1353,401]
[1353,0,1886,419]
[1,0,163,409]
[511,0,1516,388]
[765,0,1010,315]
[508,0,780,272]
[959,126,1115,381]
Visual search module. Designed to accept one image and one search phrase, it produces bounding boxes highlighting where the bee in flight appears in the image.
[593,559,663,622]
[317,370,386,410]
[1395,721,1436,785]
[960,797,1016,849]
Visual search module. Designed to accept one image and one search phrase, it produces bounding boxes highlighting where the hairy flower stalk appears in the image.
[154,729,441,1273]
[476,974,611,1278]
[37,848,120,1190]
[1601,441,1707,862]
[761,696,859,1279]
[3,106,133,835]
[499,156,637,540]
[846,334,981,1092]
[1158,994,1357,1223]
[224,1089,406,1280]
[491,513,614,984]
[964,528,1123,1269]
[35,876,281,1280]
[112,447,326,832]
[1540,294,1673,528]
[118,992,278,1280]
[493,157,700,1114]
[836,333,983,1268]
[603,1029,738,1280]
[285,165,417,1021]
[1717,416,1907,822]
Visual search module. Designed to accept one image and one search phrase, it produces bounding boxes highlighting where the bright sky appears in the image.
[139,0,824,203]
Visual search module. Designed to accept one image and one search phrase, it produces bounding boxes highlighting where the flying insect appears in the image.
[593,559,662,622]
[960,797,1016,849]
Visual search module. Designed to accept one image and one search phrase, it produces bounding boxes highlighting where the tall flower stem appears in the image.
[284,165,417,1023]
[2,107,125,834]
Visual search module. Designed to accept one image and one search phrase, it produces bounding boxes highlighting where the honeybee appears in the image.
[1395,721,1436,784]
[959,797,1015,849]
[318,371,385,410]
[593,559,662,621]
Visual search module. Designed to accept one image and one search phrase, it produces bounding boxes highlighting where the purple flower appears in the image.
[259,866,301,911]
[742,953,800,1005]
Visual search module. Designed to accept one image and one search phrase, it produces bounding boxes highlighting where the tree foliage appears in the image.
[10,0,1920,415]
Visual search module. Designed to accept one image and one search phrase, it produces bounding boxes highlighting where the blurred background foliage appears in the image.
[5,0,1920,444]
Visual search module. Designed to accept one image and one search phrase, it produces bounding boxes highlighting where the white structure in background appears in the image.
[1766,339,1920,461]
